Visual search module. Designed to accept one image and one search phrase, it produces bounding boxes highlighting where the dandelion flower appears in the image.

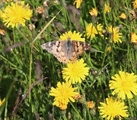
[97,23,103,36]
[49,81,78,109]
[99,97,128,120]
[133,0,137,9]
[73,0,82,9]
[89,8,98,17]
[0,98,5,106]
[106,46,111,52]
[54,101,68,110]
[104,3,111,14]
[131,32,137,43]
[119,13,127,19]
[107,25,122,43]
[60,31,85,42]
[62,59,89,84]
[74,94,82,100]
[87,101,95,109]
[2,1,32,28]
[109,71,137,99]
[86,23,97,39]
[86,23,103,39]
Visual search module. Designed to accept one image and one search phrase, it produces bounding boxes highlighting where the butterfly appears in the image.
[41,38,90,63]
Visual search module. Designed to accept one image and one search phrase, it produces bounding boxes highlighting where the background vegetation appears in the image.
[1,0,137,119]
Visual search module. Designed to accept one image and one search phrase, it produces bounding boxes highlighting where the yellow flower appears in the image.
[0,98,5,106]
[109,71,137,99]
[62,59,89,84]
[2,1,32,28]
[60,31,85,42]
[133,0,137,9]
[86,23,103,39]
[106,46,111,52]
[49,81,78,109]
[74,93,82,100]
[104,3,111,14]
[131,32,137,43]
[73,0,82,8]
[86,23,97,39]
[52,100,68,110]
[89,8,98,17]
[119,13,127,19]
[99,97,128,120]
[107,25,122,43]
[87,101,95,109]
[97,23,103,36]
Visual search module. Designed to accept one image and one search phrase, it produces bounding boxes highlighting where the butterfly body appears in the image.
[41,38,90,63]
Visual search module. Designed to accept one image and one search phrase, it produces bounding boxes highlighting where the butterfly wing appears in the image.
[41,41,70,63]
[69,41,90,61]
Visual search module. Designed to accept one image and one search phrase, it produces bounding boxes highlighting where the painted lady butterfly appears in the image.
[41,38,90,63]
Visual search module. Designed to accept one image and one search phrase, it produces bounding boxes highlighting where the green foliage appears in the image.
[1,0,137,119]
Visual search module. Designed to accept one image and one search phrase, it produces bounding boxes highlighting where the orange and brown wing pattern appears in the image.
[41,39,90,64]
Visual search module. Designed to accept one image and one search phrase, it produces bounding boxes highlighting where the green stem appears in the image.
[3,79,16,119]
[70,102,83,120]
[28,48,33,119]
[127,98,133,117]
[0,54,27,80]
[31,8,62,44]
[17,28,29,42]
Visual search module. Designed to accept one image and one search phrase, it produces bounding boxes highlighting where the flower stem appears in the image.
[127,98,133,117]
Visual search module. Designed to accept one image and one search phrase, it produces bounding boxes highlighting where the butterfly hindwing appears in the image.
[69,41,90,61]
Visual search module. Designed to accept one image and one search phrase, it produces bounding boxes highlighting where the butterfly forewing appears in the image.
[41,41,70,63]
[41,39,90,63]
